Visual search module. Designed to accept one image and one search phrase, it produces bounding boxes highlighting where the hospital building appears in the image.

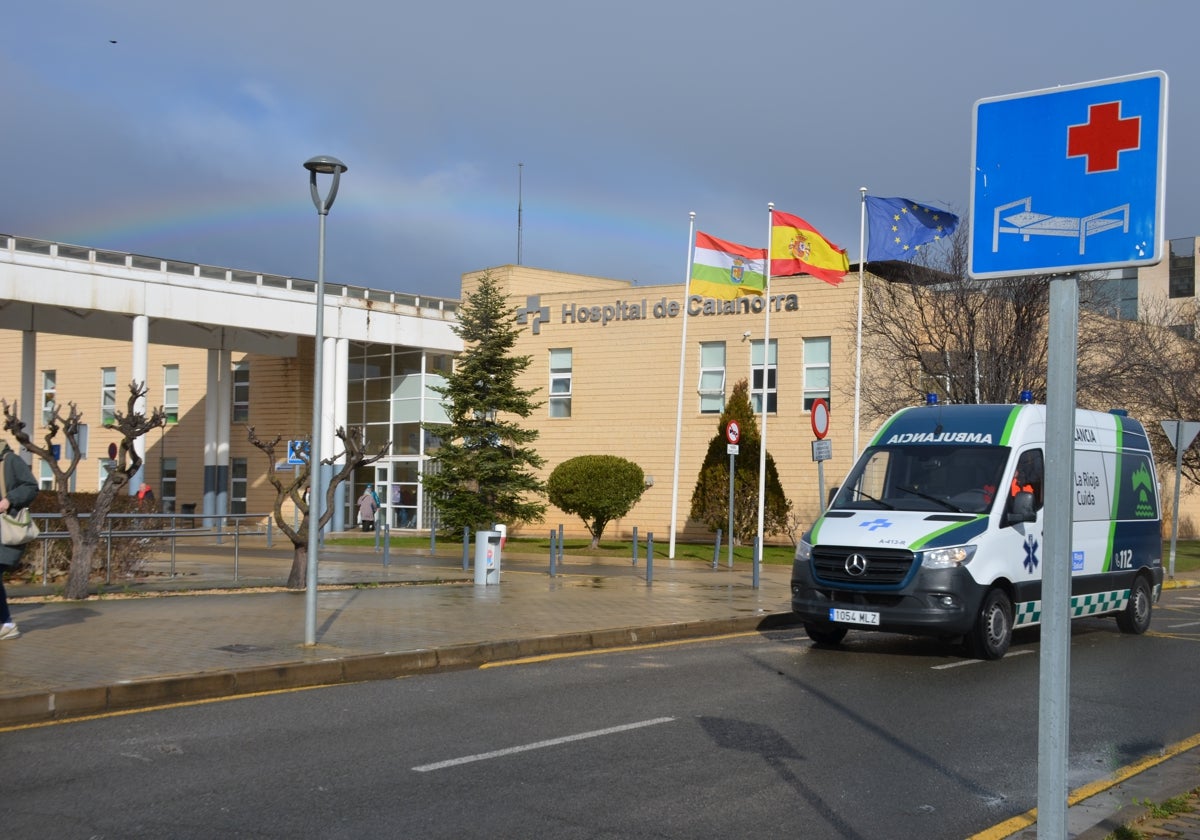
[0,233,1197,543]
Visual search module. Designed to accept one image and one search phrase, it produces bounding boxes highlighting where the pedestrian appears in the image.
[0,439,38,640]
[357,485,378,532]
[137,482,156,510]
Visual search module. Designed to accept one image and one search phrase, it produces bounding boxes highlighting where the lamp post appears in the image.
[303,154,347,647]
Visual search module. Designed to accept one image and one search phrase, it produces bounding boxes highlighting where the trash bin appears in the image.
[181,503,197,528]
[474,530,502,585]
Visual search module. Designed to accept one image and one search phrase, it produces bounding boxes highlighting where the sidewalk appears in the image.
[2,536,1197,839]
[0,537,800,726]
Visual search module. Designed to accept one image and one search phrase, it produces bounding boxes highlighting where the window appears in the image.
[163,364,179,423]
[99,458,116,491]
[1169,237,1196,299]
[41,370,56,426]
[231,457,247,515]
[698,342,726,413]
[549,348,572,418]
[162,458,177,513]
[39,460,54,491]
[750,340,777,414]
[232,363,250,422]
[100,367,117,424]
[802,337,831,411]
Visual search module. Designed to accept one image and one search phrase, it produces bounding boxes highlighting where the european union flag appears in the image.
[866,196,960,261]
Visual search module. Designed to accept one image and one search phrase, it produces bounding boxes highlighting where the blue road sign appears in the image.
[969,71,1167,278]
[287,439,310,465]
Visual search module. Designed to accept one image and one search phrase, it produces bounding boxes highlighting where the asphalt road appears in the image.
[4,589,1200,839]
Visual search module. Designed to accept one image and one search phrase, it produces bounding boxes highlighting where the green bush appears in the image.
[547,455,646,549]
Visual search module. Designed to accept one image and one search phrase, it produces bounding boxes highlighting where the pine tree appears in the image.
[688,379,791,545]
[422,272,547,533]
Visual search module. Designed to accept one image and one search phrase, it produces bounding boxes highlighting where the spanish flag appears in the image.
[769,210,849,286]
[690,232,766,300]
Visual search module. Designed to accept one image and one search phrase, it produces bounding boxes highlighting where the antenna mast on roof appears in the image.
[517,162,524,265]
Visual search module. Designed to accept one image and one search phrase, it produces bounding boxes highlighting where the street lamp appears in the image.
[303,154,347,647]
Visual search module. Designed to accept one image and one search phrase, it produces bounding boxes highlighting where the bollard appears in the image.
[712,528,722,569]
[631,526,638,566]
[557,523,565,566]
[430,521,438,556]
[233,526,241,581]
[549,529,557,576]
[266,517,273,548]
[382,521,390,567]
[753,539,761,589]
[646,532,654,584]
[461,526,470,570]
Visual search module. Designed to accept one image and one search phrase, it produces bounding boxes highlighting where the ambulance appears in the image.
[791,401,1163,658]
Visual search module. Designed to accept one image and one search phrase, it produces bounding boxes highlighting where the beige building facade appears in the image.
[464,265,865,544]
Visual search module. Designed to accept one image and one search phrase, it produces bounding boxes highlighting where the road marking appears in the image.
[1169,621,1200,628]
[412,717,676,772]
[931,649,1033,670]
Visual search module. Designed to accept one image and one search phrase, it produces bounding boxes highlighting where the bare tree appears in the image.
[1078,295,1200,486]
[856,229,1055,419]
[247,425,388,589]
[1,383,166,599]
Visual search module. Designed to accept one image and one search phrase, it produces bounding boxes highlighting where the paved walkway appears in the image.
[1,536,1197,838]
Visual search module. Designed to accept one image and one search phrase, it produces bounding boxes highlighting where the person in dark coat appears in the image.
[0,440,38,640]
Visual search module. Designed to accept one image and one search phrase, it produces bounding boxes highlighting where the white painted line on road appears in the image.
[412,717,676,772]
[1168,621,1200,628]
[931,649,1033,670]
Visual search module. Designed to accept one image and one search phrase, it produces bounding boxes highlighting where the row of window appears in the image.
[37,455,248,514]
[546,337,832,417]
[42,364,250,427]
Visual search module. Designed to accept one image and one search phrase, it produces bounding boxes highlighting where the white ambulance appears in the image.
[791,402,1163,658]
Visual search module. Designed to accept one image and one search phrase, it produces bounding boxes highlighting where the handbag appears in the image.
[0,455,39,547]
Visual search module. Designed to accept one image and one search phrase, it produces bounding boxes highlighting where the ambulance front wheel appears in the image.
[1116,575,1153,635]
[804,622,848,647]
[967,588,1013,660]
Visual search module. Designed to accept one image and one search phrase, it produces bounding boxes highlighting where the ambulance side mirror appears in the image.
[1006,491,1037,524]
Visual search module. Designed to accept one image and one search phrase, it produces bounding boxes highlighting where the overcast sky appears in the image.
[2,1,1196,300]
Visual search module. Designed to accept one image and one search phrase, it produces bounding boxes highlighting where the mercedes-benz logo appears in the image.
[845,554,868,576]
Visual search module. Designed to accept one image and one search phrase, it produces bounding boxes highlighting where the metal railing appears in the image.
[25,512,274,585]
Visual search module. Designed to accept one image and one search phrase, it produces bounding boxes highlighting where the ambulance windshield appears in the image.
[832,444,1011,514]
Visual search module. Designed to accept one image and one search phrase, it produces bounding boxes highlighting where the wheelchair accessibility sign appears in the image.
[287,439,310,465]
[970,71,1166,278]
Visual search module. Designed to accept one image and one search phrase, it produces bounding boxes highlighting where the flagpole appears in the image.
[668,211,696,559]
[754,203,774,590]
[854,187,867,459]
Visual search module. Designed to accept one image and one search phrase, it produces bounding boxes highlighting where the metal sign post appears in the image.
[970,71,1167,839]
[1160,420,1200,580]
[811,399,831,512]
[725,421,740,568]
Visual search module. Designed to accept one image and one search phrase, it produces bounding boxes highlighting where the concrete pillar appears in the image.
[332,337,349,532]
[130,314,149,494]
[215,348,231,517]
[19,331,35,466]
[203,349,219,524]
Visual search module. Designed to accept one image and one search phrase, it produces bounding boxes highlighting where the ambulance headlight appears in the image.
[918,545,977,569]
[795,540,813,561]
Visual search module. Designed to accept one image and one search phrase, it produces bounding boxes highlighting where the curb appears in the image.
[0,611,803,728]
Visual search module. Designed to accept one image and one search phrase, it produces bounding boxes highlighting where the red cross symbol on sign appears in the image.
[1067,101,1141,174]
